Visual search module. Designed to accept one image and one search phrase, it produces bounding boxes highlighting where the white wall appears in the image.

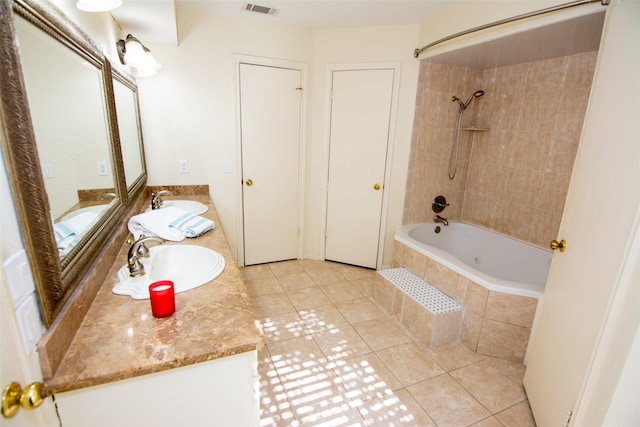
[137,7,313,260]
[138,7,420,265]
[307,25,420,264]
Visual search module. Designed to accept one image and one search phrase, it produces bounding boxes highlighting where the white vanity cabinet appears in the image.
[54,350,259,427]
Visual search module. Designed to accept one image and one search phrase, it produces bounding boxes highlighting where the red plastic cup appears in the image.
[149,281,175,318]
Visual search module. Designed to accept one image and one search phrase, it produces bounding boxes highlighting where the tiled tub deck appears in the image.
[373,241,539,362]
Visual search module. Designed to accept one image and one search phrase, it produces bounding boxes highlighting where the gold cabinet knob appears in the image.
[373,183,381,190]
[550,239,567,252]
[245,179,253,186]
[2,382,51,419]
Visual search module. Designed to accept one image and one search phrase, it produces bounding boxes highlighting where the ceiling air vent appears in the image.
[242,3,280,16]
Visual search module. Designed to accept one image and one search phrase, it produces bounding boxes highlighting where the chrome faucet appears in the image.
[127,235,164,277]
[434,214,449,226]
[151,190,173,210]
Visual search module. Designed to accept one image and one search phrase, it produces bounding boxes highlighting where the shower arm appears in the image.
[413,0,609,59]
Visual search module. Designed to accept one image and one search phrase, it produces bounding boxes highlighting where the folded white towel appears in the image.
[128,206,189,241]
[175,216,215,238]
[53,221,79,256]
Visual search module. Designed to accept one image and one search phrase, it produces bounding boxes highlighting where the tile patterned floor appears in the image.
[241,260,537,427]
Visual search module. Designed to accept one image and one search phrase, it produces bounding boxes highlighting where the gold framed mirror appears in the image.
[0,0,141,326]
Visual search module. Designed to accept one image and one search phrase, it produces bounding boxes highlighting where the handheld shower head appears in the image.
[463,90,485,109]
[452,90,485,110]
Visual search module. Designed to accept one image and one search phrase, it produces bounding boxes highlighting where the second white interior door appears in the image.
[240,63,301,266]
[325,68,395,269]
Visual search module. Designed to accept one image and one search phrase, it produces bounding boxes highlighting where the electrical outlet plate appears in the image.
[97,161,108,176]
[179,160,189,174]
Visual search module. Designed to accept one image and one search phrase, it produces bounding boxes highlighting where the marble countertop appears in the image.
[46,195,263,393]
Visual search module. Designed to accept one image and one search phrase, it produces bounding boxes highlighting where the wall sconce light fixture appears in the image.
[116,34,161,77]
[76,0,122,12]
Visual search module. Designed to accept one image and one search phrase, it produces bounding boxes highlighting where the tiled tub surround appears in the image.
[41,192,263,392]
[405,51,598,248]
[375,268,464,348]
[391,239,538,362]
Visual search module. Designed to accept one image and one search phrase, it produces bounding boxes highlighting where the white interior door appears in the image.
[239,63,301,266]
[325,68,395,269]
[523,2,640,425]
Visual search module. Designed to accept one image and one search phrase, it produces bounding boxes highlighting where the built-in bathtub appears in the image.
[395,222,552,299]
[388,222,553,362]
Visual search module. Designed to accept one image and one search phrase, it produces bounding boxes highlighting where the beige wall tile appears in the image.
[465,282,489,314]
[477,319,531,362]
[400,295,434,346]
[423,258,459,297]
[484,292,538,328]
[406,51,596,247]
[432,310,463,347]
[403,247,428,278]
[461,309,482,351]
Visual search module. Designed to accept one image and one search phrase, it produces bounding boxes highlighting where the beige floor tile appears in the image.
[356,388,437,427]
[287,287,331,310]
[307,268,348,286]
[407,374,490,427]
[299,259,336,271]
[277,272,316,292]
[267,335,328,380]
[335,297,385,324]
[484,356,527,387]
[269,260,305,276]
[260,312,310,343]
[426,341,485,372]
[495,400,537,427]
[352,318,412,351]
[450,362,526,413]
[245,276,284,297]
[332,353,402,402]
[334,263,376,281]
[296,403,366,426]
[252,293,296,317]
[350,277,375,297]
[319,281,363,303]
[242,264,275,280]
[312,326,372,361]
[470,416,506,426]
[376,342,445,386]
[298,304,349,333]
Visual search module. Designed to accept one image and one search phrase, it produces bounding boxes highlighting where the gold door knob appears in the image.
[245,179,253,186]
[373,183,381,190]
[550,239,567,252]
[2,382,51,418]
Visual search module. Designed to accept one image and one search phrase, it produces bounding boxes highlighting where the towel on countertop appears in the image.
[173,215,215,238]
[128,206,189,241]
[128,206,215,241]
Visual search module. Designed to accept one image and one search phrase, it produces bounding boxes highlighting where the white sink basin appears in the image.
[146,200,208,215]
[112,245,225,299]
[60,204,108,233]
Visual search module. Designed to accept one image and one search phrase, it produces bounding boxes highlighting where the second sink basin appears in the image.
[146,200,208,215]
[112,245,225,299]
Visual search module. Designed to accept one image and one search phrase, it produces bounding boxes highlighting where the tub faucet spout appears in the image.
[434,215,449,226]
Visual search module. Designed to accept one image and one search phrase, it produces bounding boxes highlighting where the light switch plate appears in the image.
[224,160,232,173]
[3,249,35,306]
[16,293,43,354]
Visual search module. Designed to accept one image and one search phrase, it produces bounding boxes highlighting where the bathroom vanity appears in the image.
[42,194,263,426]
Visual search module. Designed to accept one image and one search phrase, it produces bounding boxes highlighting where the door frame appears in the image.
[233,55,308,267]
[321,62,401,270]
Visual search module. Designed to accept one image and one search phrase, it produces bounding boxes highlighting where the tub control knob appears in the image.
[550,239,567,252]
[432,195,449,213]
